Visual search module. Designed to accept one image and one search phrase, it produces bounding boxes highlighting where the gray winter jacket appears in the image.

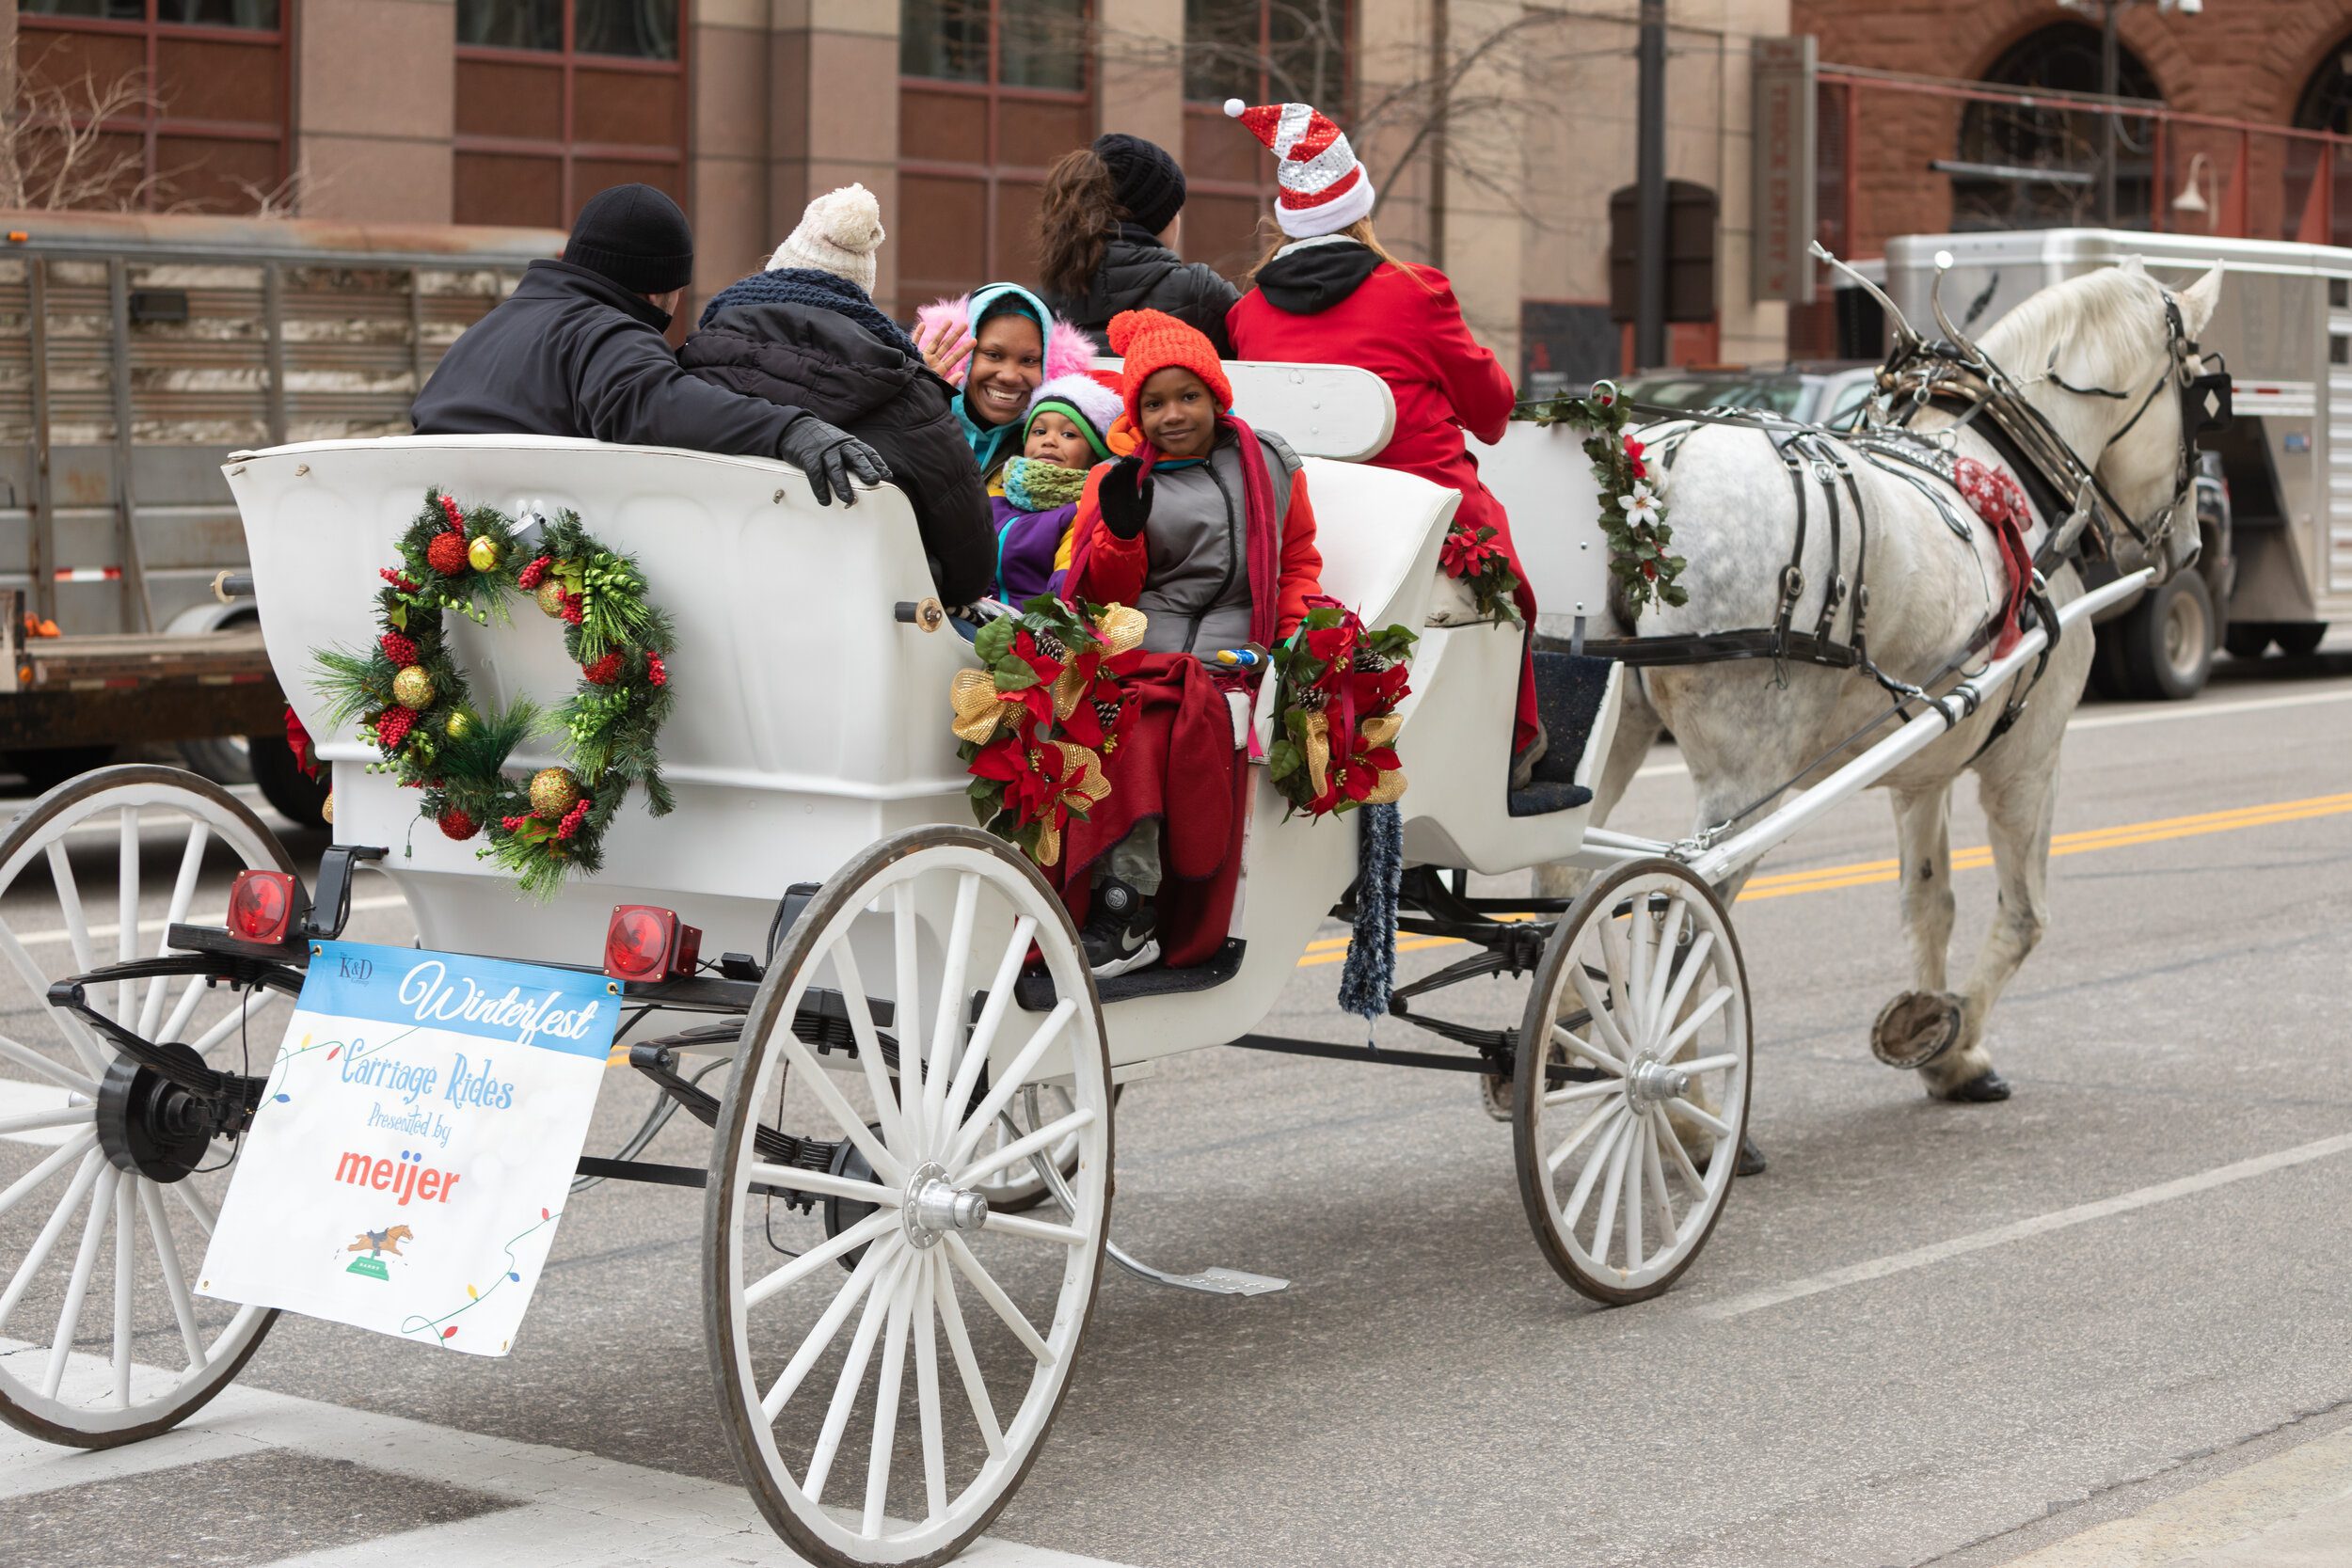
[1134,429,1295,657]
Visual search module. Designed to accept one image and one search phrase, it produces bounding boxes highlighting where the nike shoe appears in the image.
[1080,879,1160,977]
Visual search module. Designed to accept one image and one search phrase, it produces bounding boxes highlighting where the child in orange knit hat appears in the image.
[1057,308,1322,976]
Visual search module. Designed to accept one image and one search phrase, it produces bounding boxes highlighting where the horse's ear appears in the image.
[2180,263,2225,337]
[2118,255,2147,276]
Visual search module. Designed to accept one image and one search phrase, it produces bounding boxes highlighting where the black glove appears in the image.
[777,414,891,507]
[1097,455,1154,541]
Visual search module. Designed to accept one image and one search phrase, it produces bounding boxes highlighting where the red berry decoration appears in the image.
[379,566,419,593]
[516,555,552,590]
[373,706,415,750]
[437,806,479,841]
[559,590,584,626]
[581,650,624,686]
[501,815,530,833]
[556,797,592,840]
[645,652,667,688]
[438,493,466,531]
[426,530,470,577]
[379,630,418,666]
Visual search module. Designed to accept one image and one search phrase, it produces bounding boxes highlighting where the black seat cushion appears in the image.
[1506,650,1613,817]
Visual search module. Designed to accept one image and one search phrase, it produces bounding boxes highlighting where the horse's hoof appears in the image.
[1938,1069,2011,1103]
[1871,990,1963,1069]
[1735,1132,1768,1177]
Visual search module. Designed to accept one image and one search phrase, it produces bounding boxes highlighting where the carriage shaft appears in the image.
[1683,570,2151,887]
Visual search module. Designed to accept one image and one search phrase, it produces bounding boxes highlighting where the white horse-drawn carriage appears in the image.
[0,250,2216,1567]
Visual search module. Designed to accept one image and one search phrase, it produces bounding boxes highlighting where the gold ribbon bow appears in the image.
[1303,710,1407,807]
[1032,740,1112,867]
[951,668,1024,745]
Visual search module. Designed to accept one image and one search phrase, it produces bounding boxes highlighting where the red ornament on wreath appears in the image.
[437,806,479,841]
[426,530,470,577]
[581,650,624,686]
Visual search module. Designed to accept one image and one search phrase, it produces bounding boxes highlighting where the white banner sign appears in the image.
[198,942,616,1357]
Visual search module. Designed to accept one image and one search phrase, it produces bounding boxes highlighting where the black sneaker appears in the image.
[1080,879,1160,977]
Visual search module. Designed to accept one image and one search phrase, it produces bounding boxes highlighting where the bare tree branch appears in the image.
[0,50,160,213]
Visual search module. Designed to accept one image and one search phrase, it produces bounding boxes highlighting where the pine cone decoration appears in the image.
[1291,685,1328,713]
[1353,647,1391,673]
[1092,697,1120,730]
[437,806,479,841]
[373,706,416,750]
[1031,627,1068,662]
[581,650,625,686]
[426,530,470,577]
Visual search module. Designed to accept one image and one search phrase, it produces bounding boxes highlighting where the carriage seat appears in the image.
[1295,456,1457,630]
[1506,651,1612,816]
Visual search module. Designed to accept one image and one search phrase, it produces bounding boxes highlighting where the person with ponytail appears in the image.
[1037,134,1237,356]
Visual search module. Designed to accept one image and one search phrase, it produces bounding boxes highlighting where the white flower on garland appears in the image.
[1618,480,1661,530]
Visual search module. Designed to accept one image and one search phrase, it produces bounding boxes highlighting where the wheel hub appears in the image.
[1627,1055,1690,1108]
[94,1040,215,1184]
[901,1161,989,1250]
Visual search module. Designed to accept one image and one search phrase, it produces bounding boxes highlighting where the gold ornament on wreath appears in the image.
[310,488,677,898]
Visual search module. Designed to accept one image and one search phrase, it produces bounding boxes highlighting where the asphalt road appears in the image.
[5,638,2351,1568]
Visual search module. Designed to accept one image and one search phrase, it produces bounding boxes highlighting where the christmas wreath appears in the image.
[950,596,1146,866]
[1511,380,1687,612]
[1439,521,1523,625]
[1268,602,1416,818]
[312,490,676,898]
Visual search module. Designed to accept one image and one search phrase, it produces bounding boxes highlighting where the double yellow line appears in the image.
[1295,790,2352,968]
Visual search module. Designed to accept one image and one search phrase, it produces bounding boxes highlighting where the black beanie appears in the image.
[1093,134,1186,236]
[563,182,695,294]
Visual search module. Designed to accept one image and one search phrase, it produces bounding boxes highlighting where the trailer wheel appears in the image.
[246,732,327,831]
[2272,622,2328,657]
[2109,570,2214,701]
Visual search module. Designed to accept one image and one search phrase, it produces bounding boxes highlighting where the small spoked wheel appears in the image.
[1514,857,1750,1306]
[706,827,1112,1568]
[0,766,294,1446]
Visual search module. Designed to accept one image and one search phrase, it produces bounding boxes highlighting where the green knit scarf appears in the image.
[1000,455,1091,514]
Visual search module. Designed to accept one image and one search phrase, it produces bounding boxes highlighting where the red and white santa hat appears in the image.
[1223,98,1375,239]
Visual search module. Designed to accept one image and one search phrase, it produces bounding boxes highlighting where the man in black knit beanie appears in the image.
[415,183,889,506]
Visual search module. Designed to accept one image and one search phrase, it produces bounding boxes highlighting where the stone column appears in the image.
[746,0,904,313]
[1094,0,1184,150]
[294,0,454,221]
[1438,0,1527,367]
[688,0,775,298]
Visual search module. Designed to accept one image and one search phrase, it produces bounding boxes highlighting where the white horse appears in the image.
[1551,260,2223,1102]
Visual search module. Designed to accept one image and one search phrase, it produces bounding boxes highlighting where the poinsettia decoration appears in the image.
[1439,520,1523,625]
[1268,601,1416,819]
[950,596,1145,865]
[1511,380,1688,613]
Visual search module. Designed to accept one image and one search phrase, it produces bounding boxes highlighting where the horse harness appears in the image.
[1574,283,2233,764]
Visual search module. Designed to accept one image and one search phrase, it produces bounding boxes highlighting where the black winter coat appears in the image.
[1044,224,1239,357]
[412,260,803,456]
[679,302,996,607]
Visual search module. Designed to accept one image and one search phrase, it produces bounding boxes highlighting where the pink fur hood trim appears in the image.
[914,289,1098,388]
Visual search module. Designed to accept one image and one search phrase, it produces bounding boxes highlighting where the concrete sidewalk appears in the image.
[2001,1421,2352,1567]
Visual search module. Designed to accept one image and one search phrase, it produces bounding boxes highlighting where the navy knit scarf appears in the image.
[697,267,923,361]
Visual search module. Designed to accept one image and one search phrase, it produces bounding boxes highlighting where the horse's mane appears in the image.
[1976,263,2169,385]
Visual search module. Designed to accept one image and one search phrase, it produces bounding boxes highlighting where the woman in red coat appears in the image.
[1221,96,1542,772]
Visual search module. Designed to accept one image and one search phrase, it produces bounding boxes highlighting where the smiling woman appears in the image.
[912,282,1098,480]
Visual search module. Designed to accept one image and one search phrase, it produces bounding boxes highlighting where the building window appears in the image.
[2291,37,2352,247]
[1179,0,1353,277]
[1951,24,2160,232]
[898,1,1092,310]
[453,0,688,231]
[14,0,287,212]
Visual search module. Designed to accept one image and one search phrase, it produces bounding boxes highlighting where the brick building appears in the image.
[1790,0,2352,258]
[5,1,1793,385]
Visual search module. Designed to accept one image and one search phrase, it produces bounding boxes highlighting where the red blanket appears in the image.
[1052,652,1249,970]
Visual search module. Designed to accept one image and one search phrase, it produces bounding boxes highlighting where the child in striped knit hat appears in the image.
[991,371,1120,603]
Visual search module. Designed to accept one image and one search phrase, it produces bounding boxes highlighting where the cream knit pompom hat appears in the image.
[770,182,885,292]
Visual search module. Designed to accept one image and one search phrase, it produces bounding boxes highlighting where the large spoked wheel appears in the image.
[706,826,1112,1568]
[0,766,294,1446]
[1514,857,1751,1306]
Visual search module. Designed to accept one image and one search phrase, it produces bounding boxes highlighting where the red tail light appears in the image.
[227,870,303,943]
[604,905,701,982]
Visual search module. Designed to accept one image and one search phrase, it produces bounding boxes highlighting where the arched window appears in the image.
[2296,38,2352,135]
[1951,23,2160,232]
[2291,35,2352,246]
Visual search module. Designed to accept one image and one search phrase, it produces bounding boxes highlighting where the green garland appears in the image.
[312,490,676,899]
[1511,380,1688,612]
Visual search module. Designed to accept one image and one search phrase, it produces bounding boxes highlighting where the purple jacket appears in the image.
[992,494,1078,604]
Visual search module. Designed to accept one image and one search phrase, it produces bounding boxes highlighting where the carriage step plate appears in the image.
[1106,1243,1289,1297]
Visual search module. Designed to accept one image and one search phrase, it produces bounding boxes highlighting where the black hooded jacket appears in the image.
[1045,224,1239,356]
[412,260,803,455]
[1250,240,1385,316]
[679,301,995,607]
